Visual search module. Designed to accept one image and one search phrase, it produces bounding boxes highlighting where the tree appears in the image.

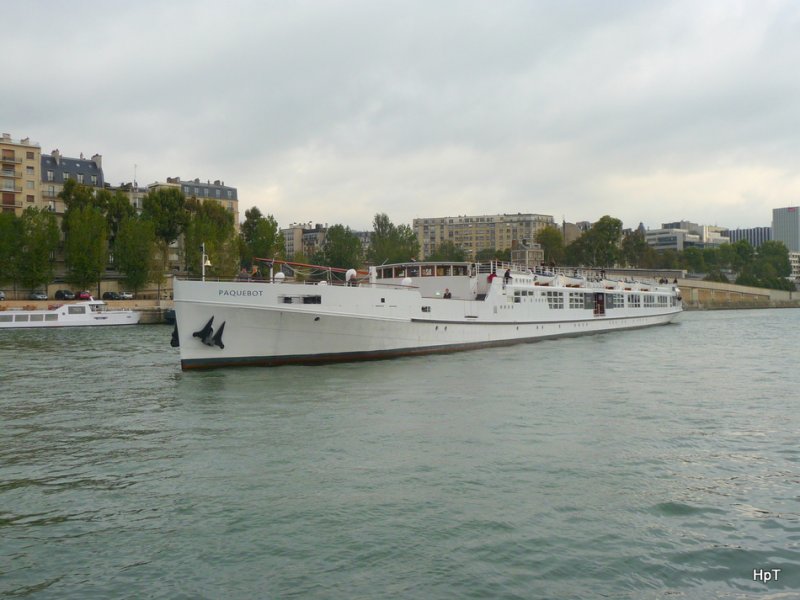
[427,240,466,261]
[17,208,59,290]
[0,212,22,287]
[367,213,420,264]
[64,206,108,290]
[565,216,623,267]
[142,187,188,273]
[104,190,136,251]
[620,230,648,267]
[535,225,565,265]
[240,207,283,267]
[475,248,511,262]
[58,179,98,214]
[313,224,362,270]
[682,247,706,274]
[115,216,159,293]
[184,201,238,279]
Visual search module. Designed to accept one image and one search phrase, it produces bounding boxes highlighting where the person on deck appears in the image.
[443,289,452,299]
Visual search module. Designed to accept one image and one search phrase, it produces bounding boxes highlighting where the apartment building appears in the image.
[40,149,105,215]
[413,213,555,260]
[1,133,41,215]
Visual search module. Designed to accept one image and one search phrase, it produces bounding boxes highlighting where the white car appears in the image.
[119,291,134,300]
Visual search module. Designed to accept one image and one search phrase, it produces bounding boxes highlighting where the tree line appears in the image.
[0,181,284,293]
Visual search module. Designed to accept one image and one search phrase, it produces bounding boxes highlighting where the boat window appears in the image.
[0,315,12,322]
[15,314,29,322]
[302,296,322,304]
[569,292,584,309]
[629,294,641,308]
[68,306,86,314]
[421,266,433,277]
[30,314,44,321]
[544,291,564,309]
[436,266,448,276]
[453,266,467,276]
[45,314,58,321]
[421,306,431,312]
[395,268,406,278]
[407,266,419,277]
[380,267,392,279]
[584,293,594,309]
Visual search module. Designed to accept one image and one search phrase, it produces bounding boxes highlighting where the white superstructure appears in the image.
[0,299,141,328]
[173,261,682,370]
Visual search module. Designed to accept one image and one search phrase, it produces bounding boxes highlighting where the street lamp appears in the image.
[201,243,212,281]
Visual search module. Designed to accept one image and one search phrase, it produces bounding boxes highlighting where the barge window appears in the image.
[421,266,434,277]
[544,290,564,309]
[453,266,468,276]
[421,306,431,312]
[15,314,29,322]
[45,314,58,321]
[68,306,86,314]
[408,266,419,277]
[569,292,584,309]
[0,315,12,322]
[30,314,44,321]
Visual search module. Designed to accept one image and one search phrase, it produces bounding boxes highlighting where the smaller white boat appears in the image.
[0,299,141,329]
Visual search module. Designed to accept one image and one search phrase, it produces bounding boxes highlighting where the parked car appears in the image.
[55,289,76,300]
[75,291,92,300]
[0,291,5,301]
[29,291,48,300]
[102,291,121,300]
[119,291,134,300]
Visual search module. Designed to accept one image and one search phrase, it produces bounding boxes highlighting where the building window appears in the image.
[216,189,221,198]
[91,175,97,186]
[26,194,34,203]
[63,173,70,181]
[26,180,34,189]
[184,186,190,194]
[47,170,54,181]
[26,151,34,160]
[26,166,34,174]
[227,190,232,198]
[77,174,84,184]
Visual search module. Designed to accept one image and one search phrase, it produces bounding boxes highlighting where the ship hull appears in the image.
[174,279,681,370]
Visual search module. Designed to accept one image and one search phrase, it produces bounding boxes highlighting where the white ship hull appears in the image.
[0,300,141,329]
[174,268,681,370]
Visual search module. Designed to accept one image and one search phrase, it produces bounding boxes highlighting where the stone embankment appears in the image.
[678,279,800,310]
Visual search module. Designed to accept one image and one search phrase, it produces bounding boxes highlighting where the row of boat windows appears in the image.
[0,305,88,323]
[515,290,676,309]
[0,313,58,322]
[377,265,469,278]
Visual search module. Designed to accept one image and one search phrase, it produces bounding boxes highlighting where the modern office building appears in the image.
[413,213,555,260]
[1,133,41,215]
[646,221,729,251]
[772,207,800,252]
[722,226,772,248]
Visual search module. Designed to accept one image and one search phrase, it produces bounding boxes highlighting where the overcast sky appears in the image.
[5,0,799,231]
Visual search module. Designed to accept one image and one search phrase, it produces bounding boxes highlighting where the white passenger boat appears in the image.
[172,261,682,370]
[0,299,141,328]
